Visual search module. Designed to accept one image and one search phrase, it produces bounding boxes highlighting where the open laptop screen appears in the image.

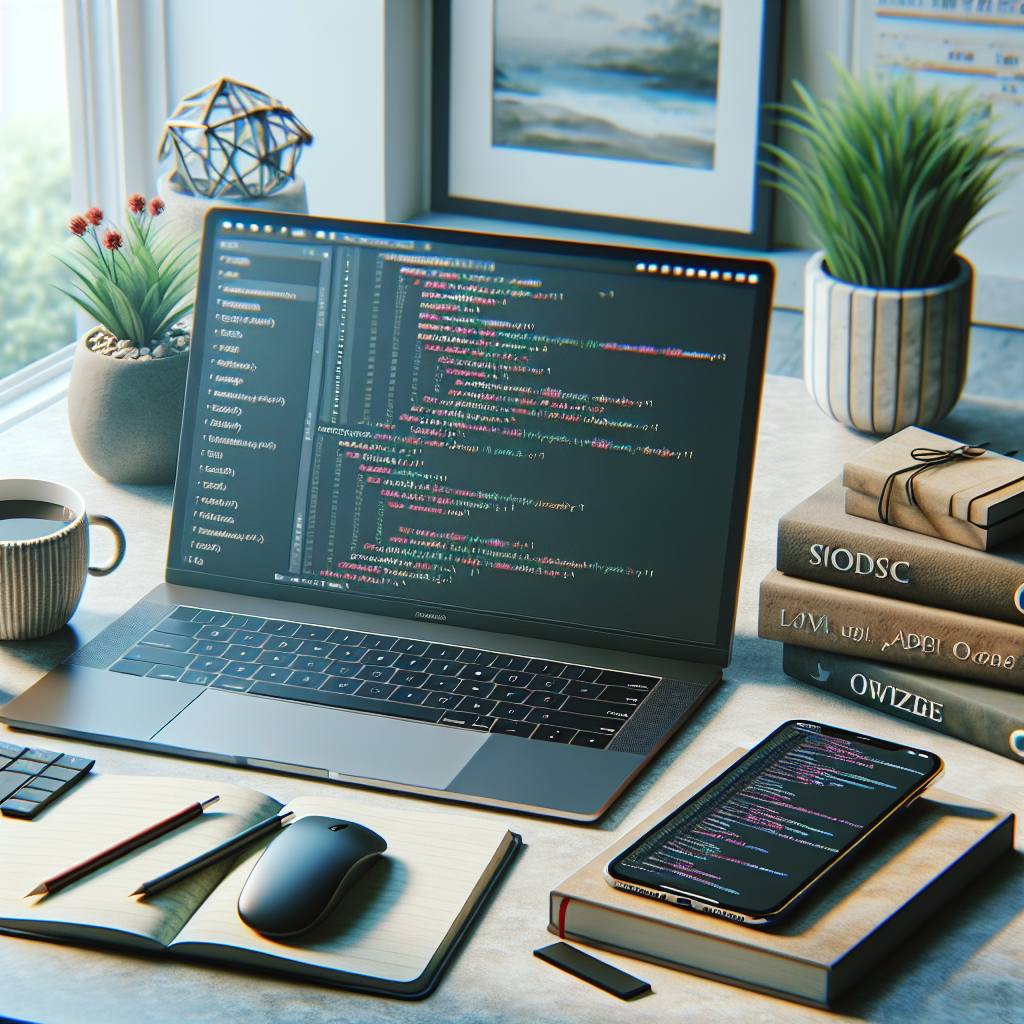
[167,214,771,664]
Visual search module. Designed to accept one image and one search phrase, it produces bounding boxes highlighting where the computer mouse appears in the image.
[237,815,387,938]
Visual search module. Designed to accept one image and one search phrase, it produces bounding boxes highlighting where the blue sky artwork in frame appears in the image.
[492,0,721,170]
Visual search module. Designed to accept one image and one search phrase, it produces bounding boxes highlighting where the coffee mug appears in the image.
[0,479,126,640]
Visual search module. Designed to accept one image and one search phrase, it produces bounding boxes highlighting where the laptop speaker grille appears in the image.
[607,678,708,756]
[65,600,173,669]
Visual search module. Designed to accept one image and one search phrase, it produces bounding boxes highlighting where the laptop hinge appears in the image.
[245,758,329,779]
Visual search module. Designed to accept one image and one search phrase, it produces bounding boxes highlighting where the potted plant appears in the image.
[765,69,1014,435]
[58,194,197,483]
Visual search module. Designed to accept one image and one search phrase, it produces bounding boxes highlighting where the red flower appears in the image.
[103,229,123,250]
[127,192,146,213]
[68,215,87,236]
[149,196,165,216]
[85,206,103,225]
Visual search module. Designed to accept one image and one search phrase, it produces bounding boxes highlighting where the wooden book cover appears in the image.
[549,750,1014,1007]
[845,488,1024,551]
[841,425,1024,539]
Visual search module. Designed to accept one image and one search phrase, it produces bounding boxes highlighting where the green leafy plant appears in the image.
[57,194,197,348]
[763,68,1015,289]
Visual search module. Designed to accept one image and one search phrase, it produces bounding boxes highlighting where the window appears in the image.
[0,0,75,380]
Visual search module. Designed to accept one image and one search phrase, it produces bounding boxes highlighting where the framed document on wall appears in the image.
[852,0,1024,283]
[431,0,782,249]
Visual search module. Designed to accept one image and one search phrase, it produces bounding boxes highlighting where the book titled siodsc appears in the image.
[548,750,1013,1008]
[777,477,1024,626]
[782,644,1024,763]
[759,568,1024,689]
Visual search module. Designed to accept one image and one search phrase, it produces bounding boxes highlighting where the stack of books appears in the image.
[758,475,1024,762]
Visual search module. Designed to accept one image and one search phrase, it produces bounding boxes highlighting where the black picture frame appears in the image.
[431,0,782,250]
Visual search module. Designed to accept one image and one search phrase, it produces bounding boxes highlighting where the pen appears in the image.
[129,809,295,897]
[25,795,220,897]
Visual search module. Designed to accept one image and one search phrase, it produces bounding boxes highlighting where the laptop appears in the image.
[1,211,772,821]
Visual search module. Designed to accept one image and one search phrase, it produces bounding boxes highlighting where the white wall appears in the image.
[159,0,427,222]
[773,0,854,250]
[114,0,1020,308]
[162,0,388,221]
[156,0,843,238]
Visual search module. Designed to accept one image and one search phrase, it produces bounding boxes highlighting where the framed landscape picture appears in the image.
[432,0,782,249]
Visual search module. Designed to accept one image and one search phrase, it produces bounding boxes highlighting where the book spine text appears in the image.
[759,569,1024,689]
[777,510,1024,626]
[782,645,1024,762]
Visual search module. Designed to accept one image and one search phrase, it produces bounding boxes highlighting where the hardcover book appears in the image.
[548,751,1014,1008]
[0,774,519,998]
[776,477,1024,626]
[759,568,1024,688]
[782,644,1024,763]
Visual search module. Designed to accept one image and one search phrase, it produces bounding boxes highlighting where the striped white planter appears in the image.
[803,252,972,435]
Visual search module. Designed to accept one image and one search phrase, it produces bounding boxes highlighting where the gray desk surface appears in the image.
[1,376,1022,1024]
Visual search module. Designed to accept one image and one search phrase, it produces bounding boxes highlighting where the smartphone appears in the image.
[605,720,944,926]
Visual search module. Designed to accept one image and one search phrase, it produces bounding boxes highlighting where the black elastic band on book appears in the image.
[877,442,992,525]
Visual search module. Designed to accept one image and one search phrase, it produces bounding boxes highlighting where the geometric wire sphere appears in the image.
[158,78,313,200]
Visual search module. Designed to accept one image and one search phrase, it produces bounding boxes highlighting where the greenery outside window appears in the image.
[0,0,75,382]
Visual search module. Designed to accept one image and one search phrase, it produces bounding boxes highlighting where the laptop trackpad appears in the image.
[150,689,486,791]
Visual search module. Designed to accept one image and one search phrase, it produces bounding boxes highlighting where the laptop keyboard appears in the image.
[110,606,660,749]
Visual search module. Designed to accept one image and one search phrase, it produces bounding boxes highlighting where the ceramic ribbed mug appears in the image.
[0,479,126,639]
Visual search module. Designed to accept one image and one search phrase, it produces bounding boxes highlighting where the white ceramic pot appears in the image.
[803,252,972,435]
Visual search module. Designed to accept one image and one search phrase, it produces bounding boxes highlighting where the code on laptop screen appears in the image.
[170,220,766,650]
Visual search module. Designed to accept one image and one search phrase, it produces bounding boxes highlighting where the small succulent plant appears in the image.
[58,194,197,354]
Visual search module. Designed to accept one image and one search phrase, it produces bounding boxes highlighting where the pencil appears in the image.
[24,795,220,897]
[129,810,295,897]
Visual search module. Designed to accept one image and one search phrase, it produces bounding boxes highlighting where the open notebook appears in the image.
[0,774,520,997]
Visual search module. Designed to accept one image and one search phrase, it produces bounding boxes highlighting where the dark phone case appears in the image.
[607,720,943,924]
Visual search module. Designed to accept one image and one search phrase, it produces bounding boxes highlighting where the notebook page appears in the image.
[172,795,512,984]
[0,774,281,948]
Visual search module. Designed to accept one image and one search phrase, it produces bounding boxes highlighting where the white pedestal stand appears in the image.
[155,172,309,242]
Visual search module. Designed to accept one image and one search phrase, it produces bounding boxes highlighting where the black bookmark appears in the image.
[534,942,652,1000]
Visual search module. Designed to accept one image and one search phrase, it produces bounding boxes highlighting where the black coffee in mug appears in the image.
[0,499,76,542]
